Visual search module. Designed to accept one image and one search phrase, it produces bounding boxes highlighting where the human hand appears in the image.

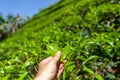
[34,51,66,80]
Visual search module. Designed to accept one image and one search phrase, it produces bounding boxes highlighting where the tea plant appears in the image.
[0,0,120,80]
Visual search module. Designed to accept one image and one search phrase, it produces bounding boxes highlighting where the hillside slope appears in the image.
[0,0,120,80]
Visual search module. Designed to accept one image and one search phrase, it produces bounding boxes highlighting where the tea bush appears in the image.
[0,0,120,80]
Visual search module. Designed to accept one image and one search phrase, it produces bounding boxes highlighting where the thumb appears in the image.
[52,51,61,63]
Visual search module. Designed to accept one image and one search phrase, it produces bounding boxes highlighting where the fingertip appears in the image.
[64,59,67,63]
[57,51,61,55]
[53,51,61,62]
[56,51,61,58]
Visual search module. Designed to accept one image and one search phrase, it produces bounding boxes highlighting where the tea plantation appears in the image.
[0,0,120,80]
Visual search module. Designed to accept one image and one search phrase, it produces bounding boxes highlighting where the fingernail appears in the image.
[57,51,61,54]
[64,59,67,63]
[56,51,61,57]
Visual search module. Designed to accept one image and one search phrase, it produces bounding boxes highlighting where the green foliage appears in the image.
[0,0,120,80]
[0,16,5,25]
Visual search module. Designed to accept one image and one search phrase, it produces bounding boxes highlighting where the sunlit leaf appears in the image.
[83,56,98,64]
[83,67,94,74]
[18,72,28,80]
[22,58,33,69]
[46,43,59,56]
[61,45,71,61]
[95,74,103,80]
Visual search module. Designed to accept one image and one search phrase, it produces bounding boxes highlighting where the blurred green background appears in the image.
[0,0,120,80]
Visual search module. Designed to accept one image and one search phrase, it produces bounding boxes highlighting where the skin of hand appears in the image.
[34,51,66,80]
